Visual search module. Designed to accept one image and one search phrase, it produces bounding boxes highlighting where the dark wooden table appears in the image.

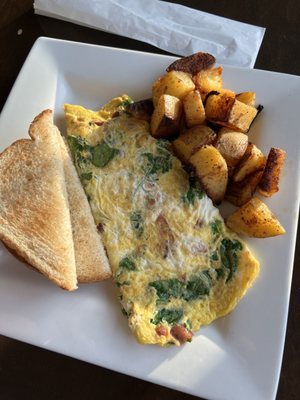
[0,1,299,399]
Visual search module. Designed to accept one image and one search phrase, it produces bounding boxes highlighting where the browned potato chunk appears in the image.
[152,71,195,107]
[205,92,258,133]
[258,147,286,197]
[193,67,223,100]
[182,90,206,127]
[233,143,266,182]
[125,99,154,121]
[150,94,182,138]
[172,125,216,163]
[166,52,215,75]
[236,92,256,107]
[215,131,248,168]
[226,197,285,238]
[189,145,228,204]
[225,169,264,206]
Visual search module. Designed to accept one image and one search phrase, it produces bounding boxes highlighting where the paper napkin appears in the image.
[34,0,265,68]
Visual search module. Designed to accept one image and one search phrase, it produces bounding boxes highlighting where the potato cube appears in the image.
[258,147,286,197]
[225,169,264,206]
[172,125,216,163]
[236,92,256,107]
[189,145,228,204]
[226,197,285,238]
[150,94,182,139]
[205,92,258,133]
[215,131,248,168]
[205,91,236,121]
[233,143,266,182]
[166,52,216,75]
[152,71,195,107]
[193,67,223,100]
[182,90,206,127]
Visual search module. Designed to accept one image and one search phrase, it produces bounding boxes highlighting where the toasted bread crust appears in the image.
[0,110,78,290]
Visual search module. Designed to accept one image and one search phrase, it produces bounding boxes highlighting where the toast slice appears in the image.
[58,136,111,282]
[0,110,77,290]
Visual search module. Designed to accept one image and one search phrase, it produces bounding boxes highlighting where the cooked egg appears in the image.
[64,96,259,346]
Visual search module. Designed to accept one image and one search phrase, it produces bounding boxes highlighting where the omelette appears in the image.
[64,96,259,346]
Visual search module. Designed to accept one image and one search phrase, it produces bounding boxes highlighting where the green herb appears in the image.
[67,135,91,157]
[210,251,219,261]
[151,308,183,325]
[91,140,119,167]
[210,219,223,235]
[149,272,212,304]
[142,152,172,175]
[184,319,193,330]
[183,273,211,301]
[149,279,184,303]
[121,307,129,317]
[130,211,144,237]
[119,256,136,271]
[182,176,204,205]
[81,172,93,181]
[119,98,134,110]
[215,268,225,280]
[220,239,243,282]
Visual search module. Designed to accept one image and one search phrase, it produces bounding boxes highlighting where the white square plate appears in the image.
[0,37,299,400]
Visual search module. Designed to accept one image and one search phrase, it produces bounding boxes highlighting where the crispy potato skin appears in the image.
[258,147,286,197]
[125,99,154,121]
[225,169,264,206]
[205,91,235,122]
[233,143,266,182]
[166,52,215,75]
[226,197,285,238]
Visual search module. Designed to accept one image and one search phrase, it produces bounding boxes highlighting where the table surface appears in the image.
[0,1,299,399]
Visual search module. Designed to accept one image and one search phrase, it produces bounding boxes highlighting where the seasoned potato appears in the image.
[205,92,258,133]
[152,76,167,107]
[125,99,154,121]
[152,71,195,107]
[226,197,285,238]
[166,52,215,75]
[205,91,236,120]
[236,92,256,107]
[258,147,286,197]
[215,131,248,168]
[182,90,206,127]
[150,94,182,139]
[233,143,266,182]
[189,145,228,204]
[193,67,223,100]
[172,125,216,163]
[225,169,264,206]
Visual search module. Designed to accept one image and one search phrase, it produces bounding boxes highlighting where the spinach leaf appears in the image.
[130,211,144,237]
[67,135,91,157]
[142,152,172,175]
[210,219,223,235]
[91,140,119,167]
[182,175,204,205]
[119,256,136,271]
[149,279,184,303]
[151,308,183,325]
[220,239,243,282]
[183,273,211,301]
[149,272,212,304]
[81,172,93,181]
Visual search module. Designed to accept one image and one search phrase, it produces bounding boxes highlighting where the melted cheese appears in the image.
[64,97,259,346]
